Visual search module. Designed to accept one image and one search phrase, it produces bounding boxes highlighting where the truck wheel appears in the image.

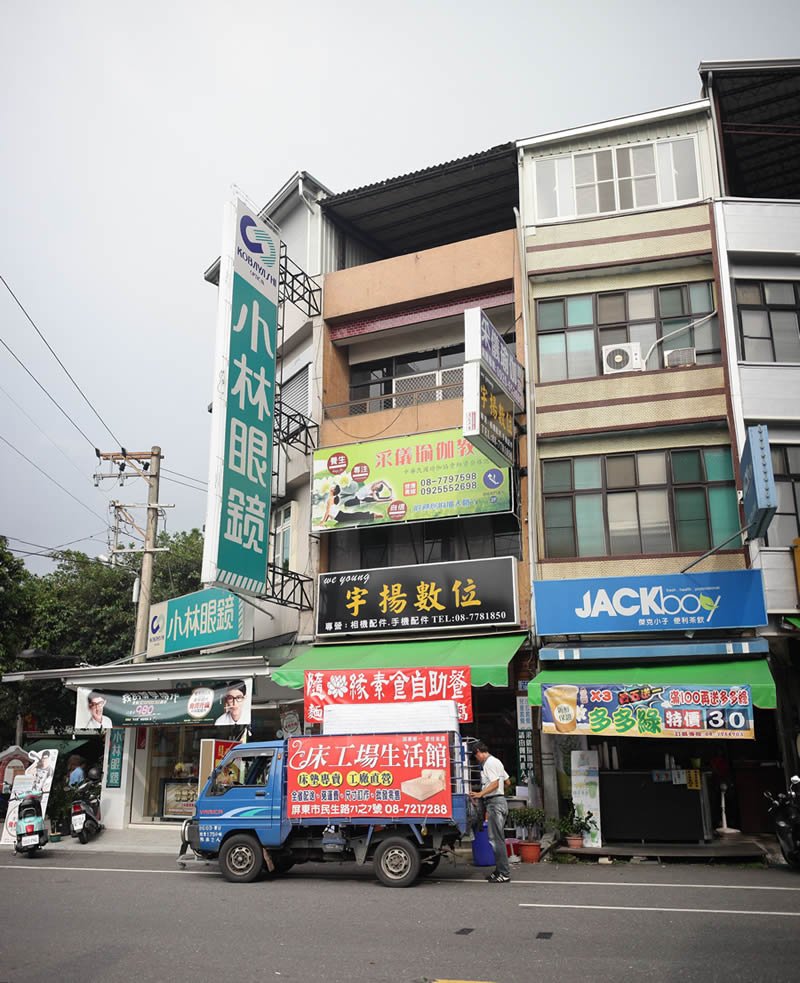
[374,837,421,888]
[419,854,440,877]
[219,835,264,883]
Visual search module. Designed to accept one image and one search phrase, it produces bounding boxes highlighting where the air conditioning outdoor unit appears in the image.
[601,342,642,375]
[665,347,697,368]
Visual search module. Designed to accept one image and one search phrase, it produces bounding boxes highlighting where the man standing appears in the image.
[469,741,510,883]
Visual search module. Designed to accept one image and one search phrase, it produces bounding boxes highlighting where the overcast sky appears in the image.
[1,0,796,575]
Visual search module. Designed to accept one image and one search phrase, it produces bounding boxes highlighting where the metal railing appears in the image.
[325,367,464,419]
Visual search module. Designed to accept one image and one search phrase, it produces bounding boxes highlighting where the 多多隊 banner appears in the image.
[541,682,754,739]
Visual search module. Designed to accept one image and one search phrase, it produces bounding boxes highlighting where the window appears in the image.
[280,365,310,417]
[536,282,718,382]
[542,447,738,558]
[327,515,522,571]
[208,749,275,795]
[736,280,800,363]
[766,446,800,546]
[271,503,292,570]
[534,136,700,222]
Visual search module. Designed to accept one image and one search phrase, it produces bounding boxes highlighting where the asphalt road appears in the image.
[1,851,799,983]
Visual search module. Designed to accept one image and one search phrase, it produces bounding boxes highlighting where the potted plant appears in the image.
[549,803,597,849]
[508,807,546,862]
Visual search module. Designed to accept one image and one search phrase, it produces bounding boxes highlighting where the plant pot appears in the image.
[518,841,542,863]
[565,834,584,849]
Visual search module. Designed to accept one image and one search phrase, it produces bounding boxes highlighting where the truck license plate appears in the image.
[72,815,85,831]
[21,834,39,847]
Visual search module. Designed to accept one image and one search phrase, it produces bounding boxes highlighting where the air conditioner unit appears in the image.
[601,342,642,375]
[665,347,697,368]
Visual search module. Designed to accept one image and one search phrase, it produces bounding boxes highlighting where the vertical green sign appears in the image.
[202,198,280,594]
[106,728,124,788]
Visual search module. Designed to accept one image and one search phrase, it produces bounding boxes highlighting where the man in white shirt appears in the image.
[469,741,510,883]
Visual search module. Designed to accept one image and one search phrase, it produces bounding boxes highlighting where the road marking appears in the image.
[451,878,800,892]
[519,902,800,917]
[0,864,215,875]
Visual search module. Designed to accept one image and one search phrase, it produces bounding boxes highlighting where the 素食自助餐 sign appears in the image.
[311,428,511,533]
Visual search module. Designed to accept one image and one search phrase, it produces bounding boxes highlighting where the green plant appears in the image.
[548,802,597,838]
[508,806,546,841]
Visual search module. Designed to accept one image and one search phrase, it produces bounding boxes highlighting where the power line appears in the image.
[161,474,207,493]
[0,333,96,449]
[0,433,108,523]
[0,274,123,447]
[162,467,207,486]
[3,531,108,555]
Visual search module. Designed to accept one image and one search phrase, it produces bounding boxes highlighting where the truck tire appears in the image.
[219,834,264,883]
[374,837,421,888]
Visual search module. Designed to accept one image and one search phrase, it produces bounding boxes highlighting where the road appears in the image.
[1,851,799,983]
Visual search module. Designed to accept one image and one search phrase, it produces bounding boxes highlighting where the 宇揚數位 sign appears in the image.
[740,424,777,541]
[311,428,511,533]
[462,361,515,467]
[533,570,767,636]
[463,307,525,410]
[147,587,246,658]
[202,196,280,595]
[316,557,518,636]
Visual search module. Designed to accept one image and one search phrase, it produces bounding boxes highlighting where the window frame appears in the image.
[542,447,738,560]
[765,445,800,547]
[532,134,701,223]
[735,279,800,365]
[271,502,293,571]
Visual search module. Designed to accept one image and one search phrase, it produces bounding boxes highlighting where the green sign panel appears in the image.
[147,587,245,658]
[106,728,124,788]
[202,197,280,595]
[312,428,512,533]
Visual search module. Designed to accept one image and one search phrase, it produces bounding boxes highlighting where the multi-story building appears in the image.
[700,58,800,782]
[518,98,779,846]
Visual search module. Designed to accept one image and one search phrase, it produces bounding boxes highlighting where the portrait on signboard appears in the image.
[214,680,252,727]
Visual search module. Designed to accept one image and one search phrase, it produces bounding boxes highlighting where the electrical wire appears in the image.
[0,274,123,447]
[3,531,107,553]
[0,433,108,523]
[160,474,208,493]
[162,467,207,486]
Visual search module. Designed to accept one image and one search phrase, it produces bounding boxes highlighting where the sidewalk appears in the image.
[46,824,183,855]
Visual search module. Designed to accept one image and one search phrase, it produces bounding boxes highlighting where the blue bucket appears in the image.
[471,821,495,866]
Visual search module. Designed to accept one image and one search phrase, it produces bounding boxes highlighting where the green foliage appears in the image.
[151,528,204,603]
[548,801,597,837]
[508,806,546,841]
[0,537,34,745]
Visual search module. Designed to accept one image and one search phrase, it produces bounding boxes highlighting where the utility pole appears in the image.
[95,446,168,663]
[133,446,162,662]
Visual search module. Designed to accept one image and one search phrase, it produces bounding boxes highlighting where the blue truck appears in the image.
[178,731,471,887]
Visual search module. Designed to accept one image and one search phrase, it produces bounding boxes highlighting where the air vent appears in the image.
[665,347,697,368]
[601,342,642,375]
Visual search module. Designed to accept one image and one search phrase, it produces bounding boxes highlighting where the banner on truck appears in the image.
[304,667,473,724]
[286,733,453,820]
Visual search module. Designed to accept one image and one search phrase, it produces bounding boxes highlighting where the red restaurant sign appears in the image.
[304,666,472,724]
[286,733,453,820]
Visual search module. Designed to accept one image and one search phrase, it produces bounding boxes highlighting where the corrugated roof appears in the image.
[320,143,518,257]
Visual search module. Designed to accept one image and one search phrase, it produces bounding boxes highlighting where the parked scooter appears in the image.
[765,774,800,869]
[14,788,49,857]
[70,768,103,844]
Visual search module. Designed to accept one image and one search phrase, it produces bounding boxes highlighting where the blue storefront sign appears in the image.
[740,425,777,540]
[533,570,767,636]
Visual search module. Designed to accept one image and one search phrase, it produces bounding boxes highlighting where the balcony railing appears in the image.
[325,367,464,419]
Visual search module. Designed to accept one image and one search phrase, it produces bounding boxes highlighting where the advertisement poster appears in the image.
[533,570,768,635]
[286,733,453,820]
[147,587,246,658]
[312,428,511,533]
[317,557,518,637]
[74,679,253,729]
[463,307,525,410]
[305,667,473,724]
[162,781,198,819]
[462,361,515,467]
[570,750,602,847]
[542,683,755,740]
[202,197,280,595]
[1,749,59,844]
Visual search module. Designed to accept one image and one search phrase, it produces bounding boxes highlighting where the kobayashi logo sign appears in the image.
[533,571,767,636]
[239,215,277,267]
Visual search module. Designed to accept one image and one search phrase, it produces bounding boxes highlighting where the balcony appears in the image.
[325,366,464,419]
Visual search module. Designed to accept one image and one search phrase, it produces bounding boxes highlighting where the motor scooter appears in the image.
[14,789,49,857]
[70,769,103,844]
[765,774,800,869]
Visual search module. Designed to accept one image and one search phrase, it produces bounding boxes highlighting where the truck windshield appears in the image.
[209,749,275,795]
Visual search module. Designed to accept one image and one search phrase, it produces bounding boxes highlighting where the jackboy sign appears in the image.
[317,556,518,637]
[533,570,767,636]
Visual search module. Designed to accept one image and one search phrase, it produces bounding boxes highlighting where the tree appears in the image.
[151,528,204,603]
[0,537,34,745]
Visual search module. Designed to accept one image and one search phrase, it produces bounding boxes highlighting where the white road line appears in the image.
[0,864,214,875]
[452,878,800,892]
[519,902,800,917]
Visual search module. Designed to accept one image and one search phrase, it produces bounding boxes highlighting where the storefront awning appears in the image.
[25,738,94,755]
[528,658,777,709]
[271,633,529,689]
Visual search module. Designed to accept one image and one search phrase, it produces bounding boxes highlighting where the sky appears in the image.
[1,0,797,576]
